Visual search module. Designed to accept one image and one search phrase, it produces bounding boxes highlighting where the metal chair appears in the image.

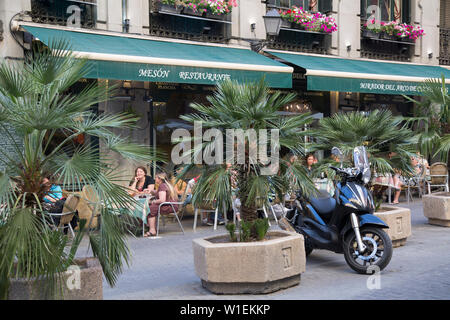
[402,164,427,204]
[193,199,219,232]
[156,201,185,236]
[426,162,449,194]
[44,194,80,237]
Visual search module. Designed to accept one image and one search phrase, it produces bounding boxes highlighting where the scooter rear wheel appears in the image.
[343,227,393,274]
[304,236,314,257]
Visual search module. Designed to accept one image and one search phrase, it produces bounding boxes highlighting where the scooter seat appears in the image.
[309,196,336,218]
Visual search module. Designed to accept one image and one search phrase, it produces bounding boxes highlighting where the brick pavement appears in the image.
[76,199,450,300]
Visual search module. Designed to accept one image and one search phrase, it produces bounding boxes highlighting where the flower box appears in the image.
[280,19,291,28]
[205,12,231,21]
[183,7,206,16]
[362,29,380,39]
[158,3,182,14]
[380,32,397,41]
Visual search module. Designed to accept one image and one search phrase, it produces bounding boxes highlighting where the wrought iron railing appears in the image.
[440,28,450,66]
[267,28,331,54]
[30,0,97,28]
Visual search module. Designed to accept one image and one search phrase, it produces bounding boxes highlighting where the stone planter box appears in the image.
[193,230,305,294]
[423,192,450,227]
[8,257,103,300]
[374,205,411,247]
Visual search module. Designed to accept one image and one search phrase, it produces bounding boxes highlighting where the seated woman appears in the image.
[128,166,155,197]
[144,172,178,237]
[42,177,63,207]
[170,165,187,200]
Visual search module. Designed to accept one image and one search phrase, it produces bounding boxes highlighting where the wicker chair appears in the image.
[426,162,449,194]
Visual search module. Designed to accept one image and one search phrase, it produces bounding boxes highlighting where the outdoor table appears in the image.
[120,195,152,237]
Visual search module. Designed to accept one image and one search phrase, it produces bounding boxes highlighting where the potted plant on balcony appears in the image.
[0,41,161,299]
[361,18,382,39]
[280,6,337,34]
[177,78,317,294]
[156,0,184,14]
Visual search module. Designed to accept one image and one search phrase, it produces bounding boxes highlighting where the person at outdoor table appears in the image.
[144,172,178,237]
[305,153,316,176]
[170,165,187,199]
[42,177,63,204]
[129,166,155,197]
[387,152,403,204]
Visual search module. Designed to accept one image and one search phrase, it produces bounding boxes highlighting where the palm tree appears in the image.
[311,109,416,178]
[177,79,316,229]
[0,41,161,299]
[403,75,450,162]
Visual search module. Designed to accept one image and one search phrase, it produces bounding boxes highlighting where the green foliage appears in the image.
[312,109,416,178]
[225,223,237,242]
[0,40,162,299]
[178,79,317,225]
[253,218,269,241]
[239,221,252,242]
[403,75,450,162]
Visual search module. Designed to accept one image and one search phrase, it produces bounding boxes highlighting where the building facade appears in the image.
[0,0,448,182]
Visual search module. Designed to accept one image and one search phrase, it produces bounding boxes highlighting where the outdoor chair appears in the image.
[193,199,219,232]
[426,162,449,194]
[44,194,80,237]
[401,164,427,204]
[156,200,185,236]
[78,185,102,229]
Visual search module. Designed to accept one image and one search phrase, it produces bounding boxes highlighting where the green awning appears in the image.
[21,24,293,88]
[266,50,450,95]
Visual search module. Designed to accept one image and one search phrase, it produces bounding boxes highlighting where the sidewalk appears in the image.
[77,200,450,300]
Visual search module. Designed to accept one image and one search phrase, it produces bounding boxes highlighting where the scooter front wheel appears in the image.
[343,227,393,274]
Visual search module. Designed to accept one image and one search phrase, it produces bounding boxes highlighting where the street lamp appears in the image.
[247,9,283,52]
[263,8,282,36]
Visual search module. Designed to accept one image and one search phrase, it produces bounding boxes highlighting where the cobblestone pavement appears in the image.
[77,200,450,300]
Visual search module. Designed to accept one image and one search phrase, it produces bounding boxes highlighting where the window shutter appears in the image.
[318,0,333,13]
[402,0,411,24]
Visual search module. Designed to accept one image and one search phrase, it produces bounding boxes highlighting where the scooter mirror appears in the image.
[331,147,343,157]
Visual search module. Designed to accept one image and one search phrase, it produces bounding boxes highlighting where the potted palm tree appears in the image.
[0,41,161,299]
[404,76,450,226]
[310,110,415,247]
[176,79,316,294]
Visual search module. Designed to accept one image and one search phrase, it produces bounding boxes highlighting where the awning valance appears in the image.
[266,50,450,95]
[21,24,293,88]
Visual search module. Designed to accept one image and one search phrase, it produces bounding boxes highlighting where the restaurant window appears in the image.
[360,0,410,23]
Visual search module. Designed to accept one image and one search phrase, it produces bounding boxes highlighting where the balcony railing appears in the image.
[149,0,231,43]
[30,0,97,28]
[440,28,450,66]
[266,22,331,54]
[360,20,414,62]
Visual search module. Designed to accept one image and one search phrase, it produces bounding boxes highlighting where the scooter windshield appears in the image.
[353,146,369,171]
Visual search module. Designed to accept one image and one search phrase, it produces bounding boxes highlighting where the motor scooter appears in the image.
[286,146,393,274]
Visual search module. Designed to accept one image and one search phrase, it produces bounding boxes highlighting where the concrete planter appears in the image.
[8,257,103,300]
[193,230,305,294]
[423,192,450,227]
[374,205,411,247]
